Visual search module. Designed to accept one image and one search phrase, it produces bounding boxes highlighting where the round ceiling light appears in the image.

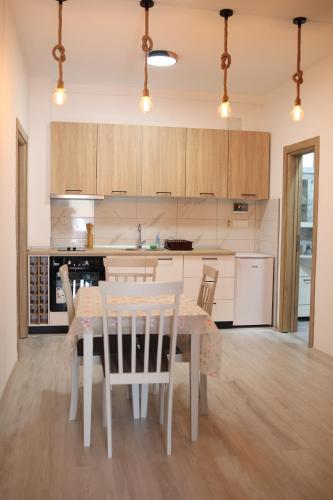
[148,50,178,67]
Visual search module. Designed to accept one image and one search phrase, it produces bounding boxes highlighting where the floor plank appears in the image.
[1,330,333,500]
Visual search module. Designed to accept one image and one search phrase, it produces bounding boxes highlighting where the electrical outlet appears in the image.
[230,219,249,228]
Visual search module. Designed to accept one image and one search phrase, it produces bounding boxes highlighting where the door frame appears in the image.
[16,119,29,339]
[279,137,319,347]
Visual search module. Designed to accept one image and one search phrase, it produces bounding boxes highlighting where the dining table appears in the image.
[65,286,222,447]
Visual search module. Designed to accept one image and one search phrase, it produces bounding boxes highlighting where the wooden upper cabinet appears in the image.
[51,122,97,195]
[228,131,270,200]
[97,124,142,196]
[141,126,186,197]
[185,128,228,198]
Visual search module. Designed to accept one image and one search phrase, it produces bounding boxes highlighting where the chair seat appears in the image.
[102,335,170,374]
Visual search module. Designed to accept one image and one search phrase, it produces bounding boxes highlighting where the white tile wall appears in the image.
[51,197,280,253]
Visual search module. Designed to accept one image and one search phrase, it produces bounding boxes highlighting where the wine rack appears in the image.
[29,256,49,325]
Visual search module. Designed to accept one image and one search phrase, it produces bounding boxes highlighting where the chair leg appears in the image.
[153,384,159,395]
[105,379,112,458]
[141,384,148,418]
[165,382,174,456]
[132,384,140,419]
[159,384,165,425]
[199,373,208,416]
[127,385,132,399]
[69,350,80,421]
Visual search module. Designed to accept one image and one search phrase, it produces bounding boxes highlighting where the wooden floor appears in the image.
[1,330,333,500]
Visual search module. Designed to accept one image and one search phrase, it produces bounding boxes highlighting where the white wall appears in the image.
[264,53,333,357]
[0,0,29,397]
[28,78,267,247]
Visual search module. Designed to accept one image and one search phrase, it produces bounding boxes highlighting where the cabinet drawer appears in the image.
[156,256,183,282]
[212,300,234,322]
[183,277,201,300]
[215,277,235,300]
[298,277,311,305]
[183,276,235,301]
[183,255,235,278]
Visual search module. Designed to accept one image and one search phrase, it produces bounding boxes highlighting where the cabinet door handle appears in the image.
[156,191,172,196]
[112,190,127,194]
[241,193,257,197]
[158,258,173,261]
[202,257,218,261]
[65,189,82,193]
[200,192,215,196]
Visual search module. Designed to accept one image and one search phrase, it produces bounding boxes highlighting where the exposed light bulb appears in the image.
[291,104,304,121]
[52,87,67,106]
[139,95,153,113]
[218,100,231,119]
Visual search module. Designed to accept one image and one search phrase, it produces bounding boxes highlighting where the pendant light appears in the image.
[218,9,233,119]
[140,0,154,113]
[291,17,307,121]
[52,0,68,105]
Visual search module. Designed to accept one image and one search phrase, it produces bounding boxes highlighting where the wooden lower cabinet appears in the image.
[228,130,270,200]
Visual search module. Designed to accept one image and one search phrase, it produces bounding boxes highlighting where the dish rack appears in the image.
[164,239,193,251]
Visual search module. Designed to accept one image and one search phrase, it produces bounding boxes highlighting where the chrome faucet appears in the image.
[137,224,146,249]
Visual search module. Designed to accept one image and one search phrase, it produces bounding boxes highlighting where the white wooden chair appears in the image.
[99,280,182,457]
[197,265,219,316]
[196,265,219,415]
[103,256,158,404]
[143,264,218,417]
[103,257,157,282]
[59,264,104,421]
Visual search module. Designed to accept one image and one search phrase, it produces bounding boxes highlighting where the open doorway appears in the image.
[279,137,319,347]
[297,153,314,342]
[16,120,28,339]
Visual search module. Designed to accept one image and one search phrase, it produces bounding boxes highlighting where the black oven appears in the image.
[49,256,105,312]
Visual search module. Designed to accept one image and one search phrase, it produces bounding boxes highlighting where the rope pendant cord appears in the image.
[220,16,231,102]
[293,22,303,106]
[52,0,66,88]
[141,7,153,97]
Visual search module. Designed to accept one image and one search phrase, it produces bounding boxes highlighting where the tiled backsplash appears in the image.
[51,197,280,255]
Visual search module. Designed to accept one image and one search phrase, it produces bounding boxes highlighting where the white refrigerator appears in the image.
[233,253,274,326]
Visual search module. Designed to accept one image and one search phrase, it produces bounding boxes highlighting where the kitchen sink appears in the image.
[124,247,164,252]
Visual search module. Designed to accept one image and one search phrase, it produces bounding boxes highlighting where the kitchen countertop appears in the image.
[28,247,235,257]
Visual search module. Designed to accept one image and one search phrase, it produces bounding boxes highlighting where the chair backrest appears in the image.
[197,264,219,316]
[103,257,157,282]
[99,280,183,385]
[59,264,75,325]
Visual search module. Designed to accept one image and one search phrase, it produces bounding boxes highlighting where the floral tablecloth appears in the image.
[65,287,222,377]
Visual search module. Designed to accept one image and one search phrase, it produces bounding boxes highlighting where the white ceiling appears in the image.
[10,0,333,97]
